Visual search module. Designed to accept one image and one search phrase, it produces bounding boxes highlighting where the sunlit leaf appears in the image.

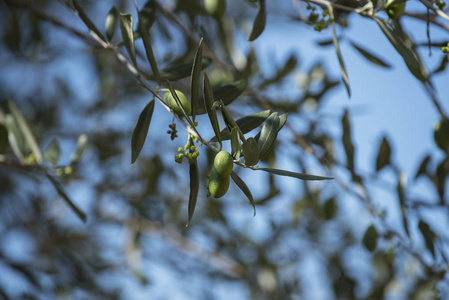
[147,57,212,81]
[131,99,155,164]
[256,168,333,180]
[418,220,436,258]
[375,18,428,82]
[376,136,392,171]
[0,124,8,155]
[362,224,378,252]
[211,110,270,142]
[203,73,222,148]
[45,172,87,222]
[8,100,42,163]
[135,2,160,85]
[190,38,204,122]
[257,112,279,159]
[187,159,199,226]
[350,40,391,68]
[230,127,241,160]
[242,137,259,166]
[105,6,118,42]
[248,0,266,41]
[72,0,106,41]
[120,13,137,67]
[397,173,410,238]
[5,114,25,161]
[43,138,61,166]
[231,171,256,216]
[70,134,88,165]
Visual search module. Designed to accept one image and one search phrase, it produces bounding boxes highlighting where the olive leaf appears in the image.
[376,136,392,171]
[8,100,42,163]
[131,99,155,164]
[230,127,241,160]
[135,2,160,85]
[242,137,259,166]
[5,114,25,161]
[248,0,266,41]
[120,13,137,67]
[147,57,212,81]
[216,100,245,142]
[341,110,355,176]
[418,220,437,258]
[231,171,256,216]
[415,154,431,180]
[70,134,88,165]
[349,40,391,68]
[43,138,61,166]
[203,73,222,148]
[362,224,378,252]
[190,38,204,122]
[257,112,280,159]
[105,6,118,42]
[211,110,270,142]
[260,55,297,88]
[278,113,288,131]
[330,10,351,97]
[45,172,87,222]
[187,159,199,226]
[0,124,7,154]
[256,168,333,180]
[72,0,106,41]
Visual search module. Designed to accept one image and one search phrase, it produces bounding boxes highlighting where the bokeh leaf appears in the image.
[248,0,266,41]
[350,40,391,68]
[231,171,256,216]
[203,73,222,148]
[418,220,436,258]
[70,134,88,165]
[105,6,118,42]
[415,154,431,180]
[120,13,137,67]
[376,136,392,171]
[257,168,333,180]
[131,99,155,164]
[242,137,259,166]
[44,138,61,166]
[257,112,279,159]
[0,124,8,155]
[363,224,378,252]
[190,38,204,122]
[5,114,25,161]
[342,110,355,177]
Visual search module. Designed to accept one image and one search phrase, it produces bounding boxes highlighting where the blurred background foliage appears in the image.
[0,0,449,299]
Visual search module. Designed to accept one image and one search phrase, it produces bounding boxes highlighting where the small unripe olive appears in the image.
[386,0,406,19]
[213,151,233,177]
[203,0,226,19]
[208,168,230,198]
[164,90,192,117]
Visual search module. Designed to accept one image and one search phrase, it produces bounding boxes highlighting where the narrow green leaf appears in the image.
[43,138,61,166]
[397,173,410,238]
[341,110,355,176]
[105,6,118,42]
[216,100,246,143]
[72,0,106,41]
[8,100,42,163]
[433,54,448,75]
[418,220,436,258]
[331,17,351,97]
[203,73,221,148]
[196,79,247,115]
[120,13,137,67]
[257,112,280,159]
[231,171,256,216]
[5,115,25,161]
[350,40,391,68]
[256,168,333,180]
[45,172,87,222]
[242,137,259,166]
[230,127,241,160]
[147,57,212,81]
[187,159,200,226]
[135,2,160,86]
[316,38,334,47]
[278,113,288,131]
[415,154,431,180]
[362,224,378,252]
[139,0,156,31]
[0,124,8,155]
[376,136,392,171]
[211,110,270,142]
[190,38,204,122]
[375,18,428,82]
[131,100,155,164]
[260,55,297,88]
[70,134,88,165]
[248,0,266,41]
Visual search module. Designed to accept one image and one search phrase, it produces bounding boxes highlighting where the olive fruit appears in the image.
[163,90,192,117]
[214,151,233,177]
[386,0,406,19]
[208,169,230,198]
[203,0,226,19]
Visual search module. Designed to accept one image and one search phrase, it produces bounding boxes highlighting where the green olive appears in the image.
[208,168,230,198]
[203,0,226,19]
[386,0,406,19]
[214,151,233,177]
[163,90,192,117]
